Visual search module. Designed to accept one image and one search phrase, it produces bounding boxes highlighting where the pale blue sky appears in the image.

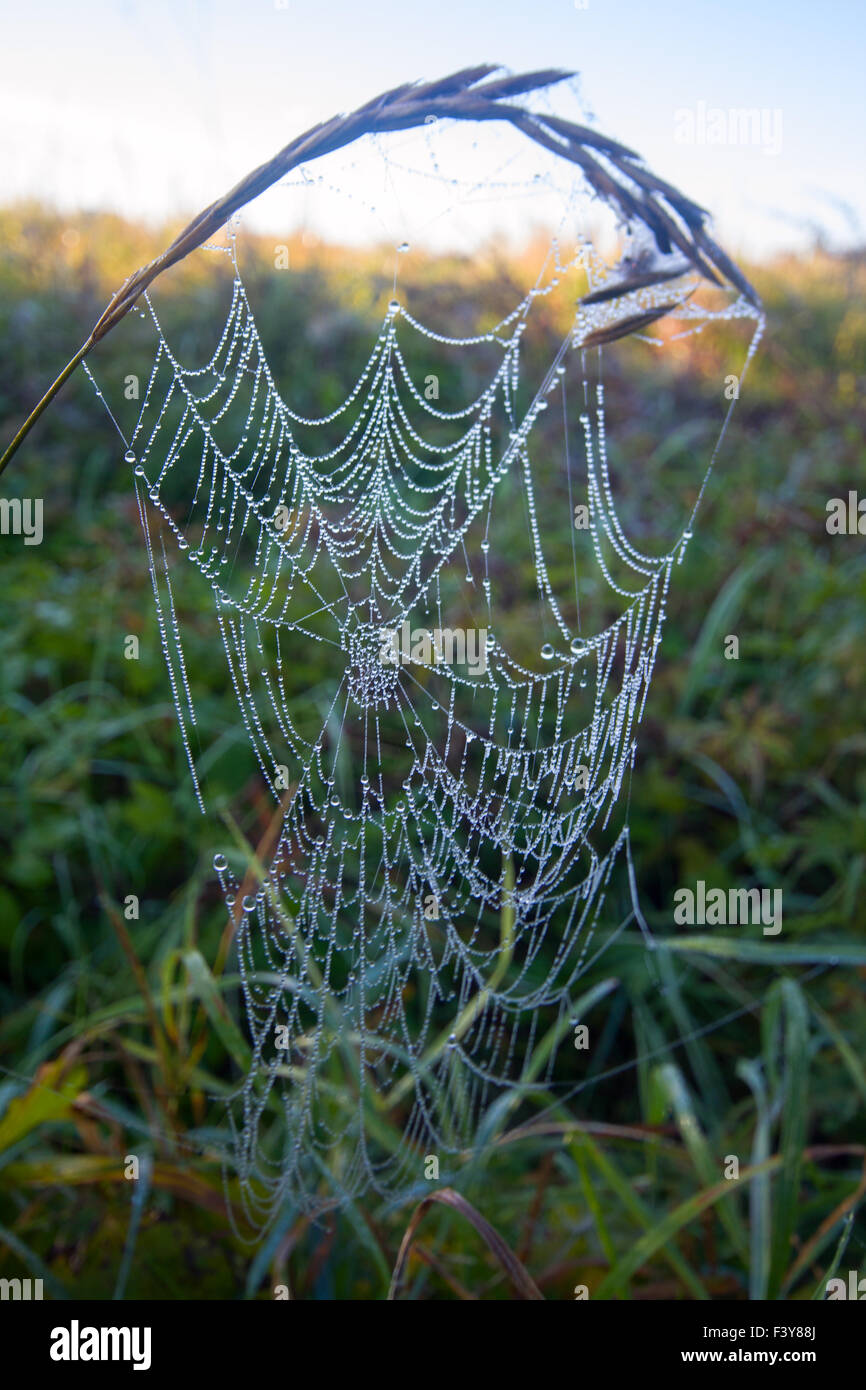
[2,0,863,259]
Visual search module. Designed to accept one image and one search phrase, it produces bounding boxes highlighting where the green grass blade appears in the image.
[811,1213,854,1300]
[738,1058,772,1300]
[571,1129,709,1299]
[656,1062,748,1260]
[594,1154,782,1300]
[182,949,251,1070]
[662,937,866,965]
[768,980,809,1298]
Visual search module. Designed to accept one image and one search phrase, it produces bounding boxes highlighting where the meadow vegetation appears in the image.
[0,205,864,1298]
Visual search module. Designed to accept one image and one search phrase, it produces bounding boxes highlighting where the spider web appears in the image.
[82,103,764,1227]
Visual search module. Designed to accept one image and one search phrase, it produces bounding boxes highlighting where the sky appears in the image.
[1,0,863,261]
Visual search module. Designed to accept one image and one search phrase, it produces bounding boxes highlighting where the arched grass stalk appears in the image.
[0,63,758,478]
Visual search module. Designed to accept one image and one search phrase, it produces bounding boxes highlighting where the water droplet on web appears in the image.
[541,643,555,660]
[330,795,340,808]
[133,464,146,478]
[397,242,410,253]
[124,449,136,465]
[580,670,589,688]
[241,894,257,914]
[570,638,587,657]
[213,852,228,872]
[388,299,400,314]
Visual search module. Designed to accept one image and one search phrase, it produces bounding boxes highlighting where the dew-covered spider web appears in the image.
[82,85,764,1227]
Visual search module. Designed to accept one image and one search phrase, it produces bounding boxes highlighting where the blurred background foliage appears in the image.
[0,204,864,1299]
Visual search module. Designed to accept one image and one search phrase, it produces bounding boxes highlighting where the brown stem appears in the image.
[0,339,94,478]
[388,1186,544,1299]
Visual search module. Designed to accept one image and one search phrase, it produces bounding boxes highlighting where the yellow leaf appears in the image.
[0,1059,88,1153]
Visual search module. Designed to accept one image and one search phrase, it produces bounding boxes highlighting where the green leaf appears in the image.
[809,999,866,1107]
[594,1154,782,1300]
[678,554,774,715]
[656,1062,748,1260]
[738,1059,772,1300]
[182,950,251,1070]
[662,936,866,965]
[570,1129,709,1300]
[768,980,809,1298]
[0,1223,70,1300]
[811,1214,854,1300]
[0,1058,88,1154]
